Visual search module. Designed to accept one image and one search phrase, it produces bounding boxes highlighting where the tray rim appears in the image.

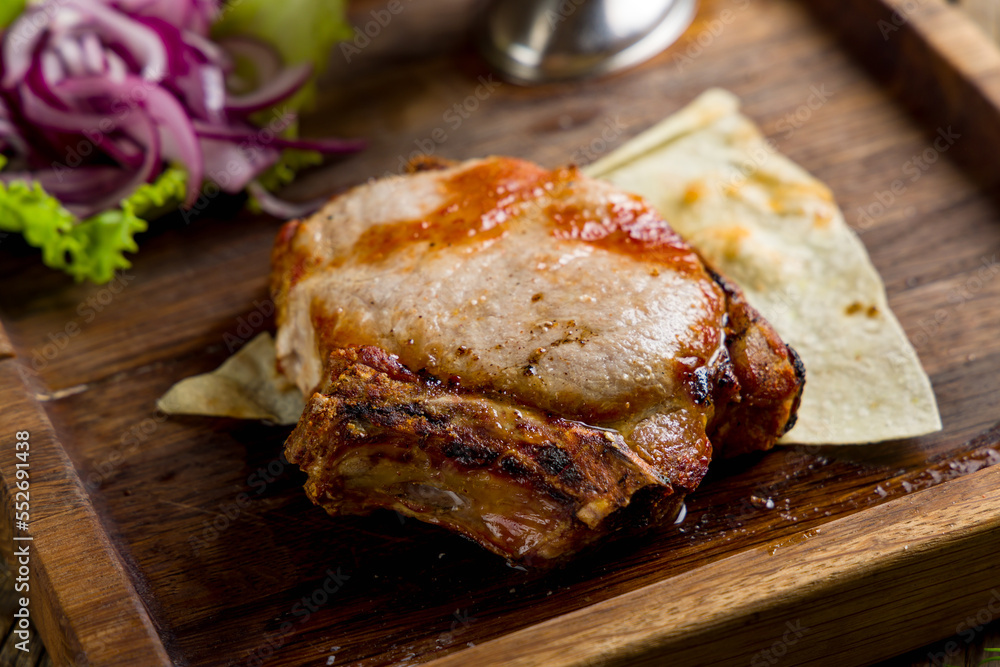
[2,0,1000,663]
[0,350,172,665]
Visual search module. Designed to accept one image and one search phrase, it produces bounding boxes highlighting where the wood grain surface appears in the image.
[956,0,1000,43]
[424,464,1000,667]
[1,0,1000,665]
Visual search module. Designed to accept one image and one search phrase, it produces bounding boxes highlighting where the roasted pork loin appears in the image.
[272,157,804,563]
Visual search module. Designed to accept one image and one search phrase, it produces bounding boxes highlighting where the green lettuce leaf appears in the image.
[0,1,25,30]
[0,167,188,283]
[255,148,323,193]
[0,176,80,269]
[1,0,350,283]
[212,0,351,112]
[124,167,188,219]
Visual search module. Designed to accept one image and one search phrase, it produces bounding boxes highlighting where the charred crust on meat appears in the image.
[716,362,737,389]
[697,263,806,456]
[781,344,807,435]
[535,443,588,486]
[691,366,713,406]
[780,407,799,434]
[705,265,736,297]
[534,443,571,475]
[789,344,806,385]
[442,439,501,467]
[284,343,692,563]
[499,454,531,480]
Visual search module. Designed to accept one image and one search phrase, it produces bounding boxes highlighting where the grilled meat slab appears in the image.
[273,157,803,562]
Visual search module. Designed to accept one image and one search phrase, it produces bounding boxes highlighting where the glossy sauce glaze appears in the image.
[351,158,552,263]
[278,157,732,426]
[348,160,705,277]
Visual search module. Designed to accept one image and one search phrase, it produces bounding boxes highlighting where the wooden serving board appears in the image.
[2,0,1000,664]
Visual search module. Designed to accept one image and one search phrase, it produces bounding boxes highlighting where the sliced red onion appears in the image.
[19,83,114,134]
[0,103,27,154]
[55,37,86,77]
[272,136,368,153]
[1,11,46,87]
[193,120,366,153]
[192,119,286,141]
[105,51,128,83]
[77,111,162,217]
[134,16,192,79]
[225,62,312,114]
[183,31,230,69]
[200,66,226,117]
[247,181,328,219]
[216,35,283,92]
[114,0,219,35]
[65,0,169,81]
[2,166,133,203]
[96,134,147,170]
[41,52,66,87]
[80,32,106,74]
[48,113,162,218]
[200,136,280,193]
[0,0,363,225]
[56,75,204,205]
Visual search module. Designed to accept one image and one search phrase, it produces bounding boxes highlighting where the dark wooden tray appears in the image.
[2,0,1000,664]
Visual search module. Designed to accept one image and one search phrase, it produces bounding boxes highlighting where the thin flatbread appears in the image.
[157,332,304,424]
[585,88,941,444]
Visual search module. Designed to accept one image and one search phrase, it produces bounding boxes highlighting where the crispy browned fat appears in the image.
[273,157,803,563]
